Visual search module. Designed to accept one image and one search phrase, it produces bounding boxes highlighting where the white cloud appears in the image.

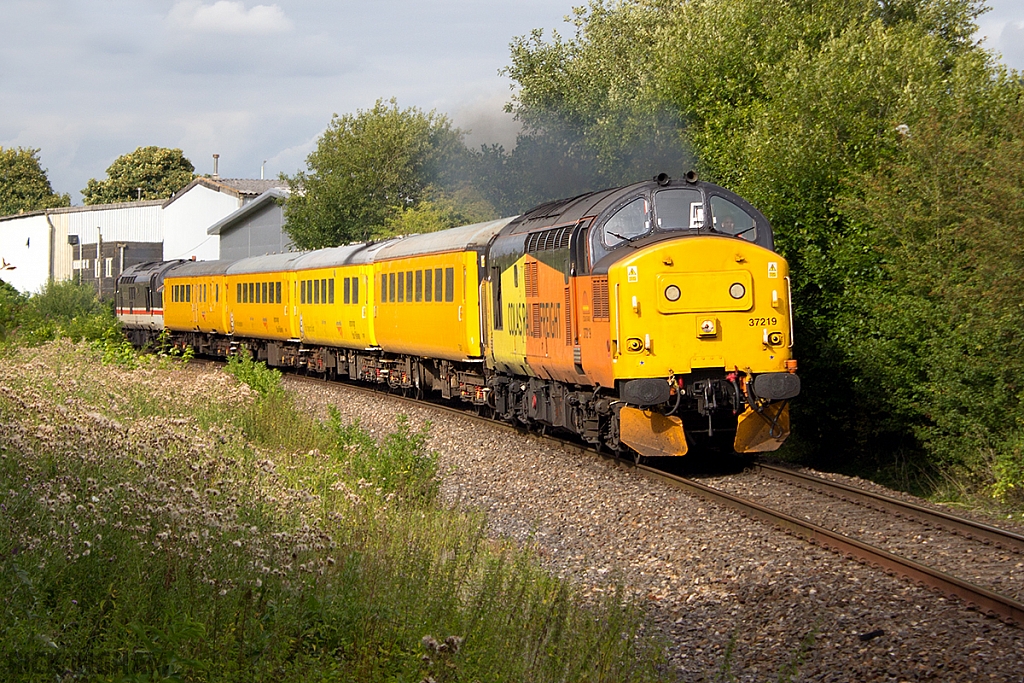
[167,0,292,35]
[996,21,1024,71]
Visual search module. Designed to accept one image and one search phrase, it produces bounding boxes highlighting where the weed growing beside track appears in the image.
[0,341,669,682]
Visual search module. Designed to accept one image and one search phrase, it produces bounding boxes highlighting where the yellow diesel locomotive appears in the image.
[117,175,799,455]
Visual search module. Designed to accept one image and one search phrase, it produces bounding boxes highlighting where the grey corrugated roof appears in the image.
[375,217,517,261]
[207,188,289,236]
[0,199,165,222]
[218,179,289,195]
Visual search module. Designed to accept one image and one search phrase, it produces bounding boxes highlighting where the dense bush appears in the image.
[0,279,117,348]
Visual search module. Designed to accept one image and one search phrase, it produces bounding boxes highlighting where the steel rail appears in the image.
[634,464,1024,627]
[757,463,1024,553]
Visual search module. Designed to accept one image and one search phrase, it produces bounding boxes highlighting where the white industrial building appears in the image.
[0,177,289,297]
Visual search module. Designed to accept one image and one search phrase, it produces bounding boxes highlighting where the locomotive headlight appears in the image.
[767,331,783,346]
[665,284,681,302]
[729,282,746,299]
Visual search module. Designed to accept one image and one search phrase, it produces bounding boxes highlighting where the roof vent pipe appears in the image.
[212,154,220,180]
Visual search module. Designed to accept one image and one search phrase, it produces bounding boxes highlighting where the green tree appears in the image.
[81,146,196,205]
[0,147,70,216]
[835,95,1024,499]
[383,186,498,237]
[283,99,483,248]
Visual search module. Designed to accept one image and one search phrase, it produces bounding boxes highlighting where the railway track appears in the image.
[638,464,1024,627]
[205,360,1024,627]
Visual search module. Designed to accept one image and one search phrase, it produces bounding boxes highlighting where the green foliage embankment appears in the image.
[0,342,669,682]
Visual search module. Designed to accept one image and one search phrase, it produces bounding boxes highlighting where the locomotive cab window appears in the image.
[654,188,704,231]
[710,196,758,241]
[602,197,649,247]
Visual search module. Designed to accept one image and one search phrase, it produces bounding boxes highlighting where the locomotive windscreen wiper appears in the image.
[733,225,757,239]
[606,230,641,247]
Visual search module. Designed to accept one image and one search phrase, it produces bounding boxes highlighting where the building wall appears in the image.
[71,241,164,300]
[163,185,238,262]
[48,202,163,284]
[0,214,53,294]
[219,200,293,261]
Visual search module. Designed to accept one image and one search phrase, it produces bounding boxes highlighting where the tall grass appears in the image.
[0,341,671,682]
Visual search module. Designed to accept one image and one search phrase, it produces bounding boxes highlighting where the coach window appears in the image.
[397,272,404,302]
[390,272,397,302]
[236,283,242,303]
[415,270,423,302]
[344,277,351,304]
[434,268,443,301]
[249,283,255,304]
[260,282,266,303]
[328,278,335,304]
[381,274,388,303]
[445,267,454,302]
[186,284,191,302]
[315,279,321,305]
[424,269,433,302]
[275,282,282,303]
[405,272,413,302]
[353,276,360,304]
[321,278,328,304]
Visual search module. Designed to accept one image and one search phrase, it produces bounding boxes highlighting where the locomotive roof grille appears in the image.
[525,225,573,253]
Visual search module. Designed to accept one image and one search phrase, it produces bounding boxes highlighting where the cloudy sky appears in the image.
[2,1,1022,205]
